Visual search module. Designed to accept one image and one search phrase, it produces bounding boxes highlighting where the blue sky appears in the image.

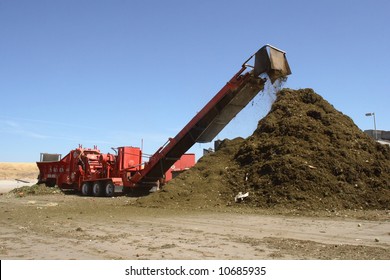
[1,0,389,162]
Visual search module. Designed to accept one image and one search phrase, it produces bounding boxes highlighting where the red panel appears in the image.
[118,146,142,171]
[36,150,74,187]
[165,153,195,181]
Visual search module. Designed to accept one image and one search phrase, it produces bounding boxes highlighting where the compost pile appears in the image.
[140,88,390,211]
[10,184,62,197]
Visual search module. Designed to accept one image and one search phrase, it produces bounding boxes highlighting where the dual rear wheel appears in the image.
[81,181,115,197]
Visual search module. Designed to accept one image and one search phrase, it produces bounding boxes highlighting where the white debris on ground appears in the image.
[0,179,35,194]
[234,191,249,203]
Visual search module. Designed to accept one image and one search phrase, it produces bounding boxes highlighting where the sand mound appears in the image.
[0,162,38,180]
[139,88,390,211]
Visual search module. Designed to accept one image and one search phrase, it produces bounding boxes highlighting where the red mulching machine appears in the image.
[37,145,195,196]
[37,45,290,196]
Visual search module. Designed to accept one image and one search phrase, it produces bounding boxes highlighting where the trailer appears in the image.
[37,45,291,196]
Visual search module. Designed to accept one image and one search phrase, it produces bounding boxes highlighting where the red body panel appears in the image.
[165,153,195,181]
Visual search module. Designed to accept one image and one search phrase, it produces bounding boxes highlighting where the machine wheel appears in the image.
[81,182,92,196]
[105,182,115,197]
[92,182,104,197]
[46,179,57,188]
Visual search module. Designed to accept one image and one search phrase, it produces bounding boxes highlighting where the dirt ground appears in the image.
[1,89,389,260]
[0,190,389,260]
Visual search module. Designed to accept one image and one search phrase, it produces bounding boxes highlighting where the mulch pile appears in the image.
[139,88,390,211]
[10,184,62,197]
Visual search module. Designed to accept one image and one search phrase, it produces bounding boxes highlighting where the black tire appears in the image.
[81,182,92,196]
[105,182,115,197]
[92,182,104,197]
[46,179,57,188]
